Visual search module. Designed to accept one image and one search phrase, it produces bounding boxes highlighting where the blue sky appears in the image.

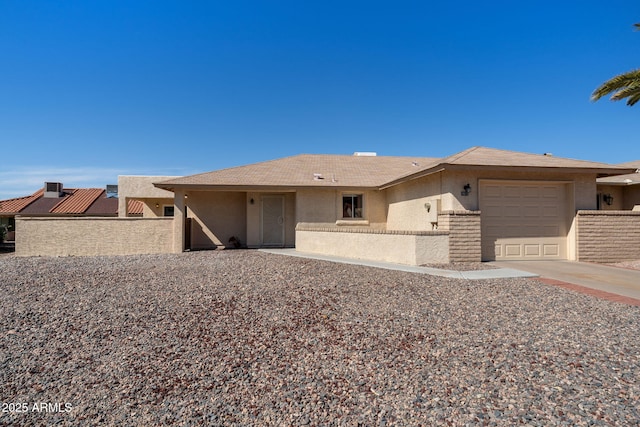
[1,0,639,199]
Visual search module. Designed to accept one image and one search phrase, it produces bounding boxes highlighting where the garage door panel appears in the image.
[484,205,503,217]
[503,186,521,198]
[522,187,540,198]
[504,206,521,217]
[543,244,560,256]
[524,244,540,256]
[542,186,560,198]
[481,181,568,261]
[484,185,502,197]
[504,244,522,257]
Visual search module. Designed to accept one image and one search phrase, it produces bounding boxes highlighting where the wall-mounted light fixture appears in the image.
[461,183,471,196]
[250,198,255,205]
[155,203,160,208]
[603,194,614,206]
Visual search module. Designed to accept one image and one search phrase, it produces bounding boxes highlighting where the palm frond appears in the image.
[591,69,640,103]
[610,83,640,105]
[626,92,640,106]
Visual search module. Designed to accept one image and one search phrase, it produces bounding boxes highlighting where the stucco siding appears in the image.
[16,217,173,257]
[296,189,335,225]
[187,191,246,249]
[577,211,640,262]
[296,227,449,265]
[296,189,386,228]
[386,174,441,231]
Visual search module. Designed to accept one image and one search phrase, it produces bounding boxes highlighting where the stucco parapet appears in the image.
[577,210,640,217]
[296,226,448,236]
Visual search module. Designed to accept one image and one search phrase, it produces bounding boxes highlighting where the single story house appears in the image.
[152,146,636,264]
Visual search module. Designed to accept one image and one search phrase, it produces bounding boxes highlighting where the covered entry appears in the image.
[480,180,571,261]
[261,195,285,247]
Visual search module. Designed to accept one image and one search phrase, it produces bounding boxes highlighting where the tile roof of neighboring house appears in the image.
[156,147,636,191]
[50,188,106,214]
[0,189,44,214]
[0,187,118,216]
[127,199,144,215]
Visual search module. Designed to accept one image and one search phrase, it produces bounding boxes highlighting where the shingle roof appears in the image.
[617,160,640,169]
[440,146,624,169]
[156,154,440,189]
[0,189,43,214]
[596,161,640,185]
[155,147,635,191]
[381,146,636,188]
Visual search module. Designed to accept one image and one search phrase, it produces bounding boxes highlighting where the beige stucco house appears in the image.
[596,161,640,210]
[153,146,636,265]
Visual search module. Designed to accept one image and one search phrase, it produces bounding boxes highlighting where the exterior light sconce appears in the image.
[155,203,160,208]
[603,194,614,206]
[250,198,255,205]
[461,183,471,196]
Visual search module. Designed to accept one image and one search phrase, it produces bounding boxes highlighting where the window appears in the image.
[163,205,175,217]
[342,194,363,218]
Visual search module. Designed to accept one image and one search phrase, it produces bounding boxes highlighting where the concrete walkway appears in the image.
[259,249,538,280]
[492,260,640,302]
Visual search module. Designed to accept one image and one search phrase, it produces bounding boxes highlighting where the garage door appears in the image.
[480,181,568,261]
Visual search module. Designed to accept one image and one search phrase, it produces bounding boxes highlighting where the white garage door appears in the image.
[480,181,568,261]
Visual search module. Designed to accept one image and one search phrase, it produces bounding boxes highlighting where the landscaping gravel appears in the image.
[1,250,639,426]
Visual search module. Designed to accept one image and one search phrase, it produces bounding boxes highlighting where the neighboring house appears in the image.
[117,175,182,217]
[597,161,640,210]
[154,146,635,264]
[0,182,142,242]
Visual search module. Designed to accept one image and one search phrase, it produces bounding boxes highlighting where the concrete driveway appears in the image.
[492,260,640,303]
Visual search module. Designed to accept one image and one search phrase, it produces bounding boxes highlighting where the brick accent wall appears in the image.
[576,210,640,262]
[438,210,481,262]
[16,217,174,257]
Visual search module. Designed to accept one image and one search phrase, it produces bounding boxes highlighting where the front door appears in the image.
[261,195,285,247]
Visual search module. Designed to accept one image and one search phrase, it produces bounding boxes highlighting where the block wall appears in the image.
[16,217,174,257]
[438,210,482,262]
[576,211,640,262]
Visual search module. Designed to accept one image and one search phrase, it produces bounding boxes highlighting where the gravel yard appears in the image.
[1,250,639,426]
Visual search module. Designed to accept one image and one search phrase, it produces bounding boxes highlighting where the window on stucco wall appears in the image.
[342,194,363,218]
